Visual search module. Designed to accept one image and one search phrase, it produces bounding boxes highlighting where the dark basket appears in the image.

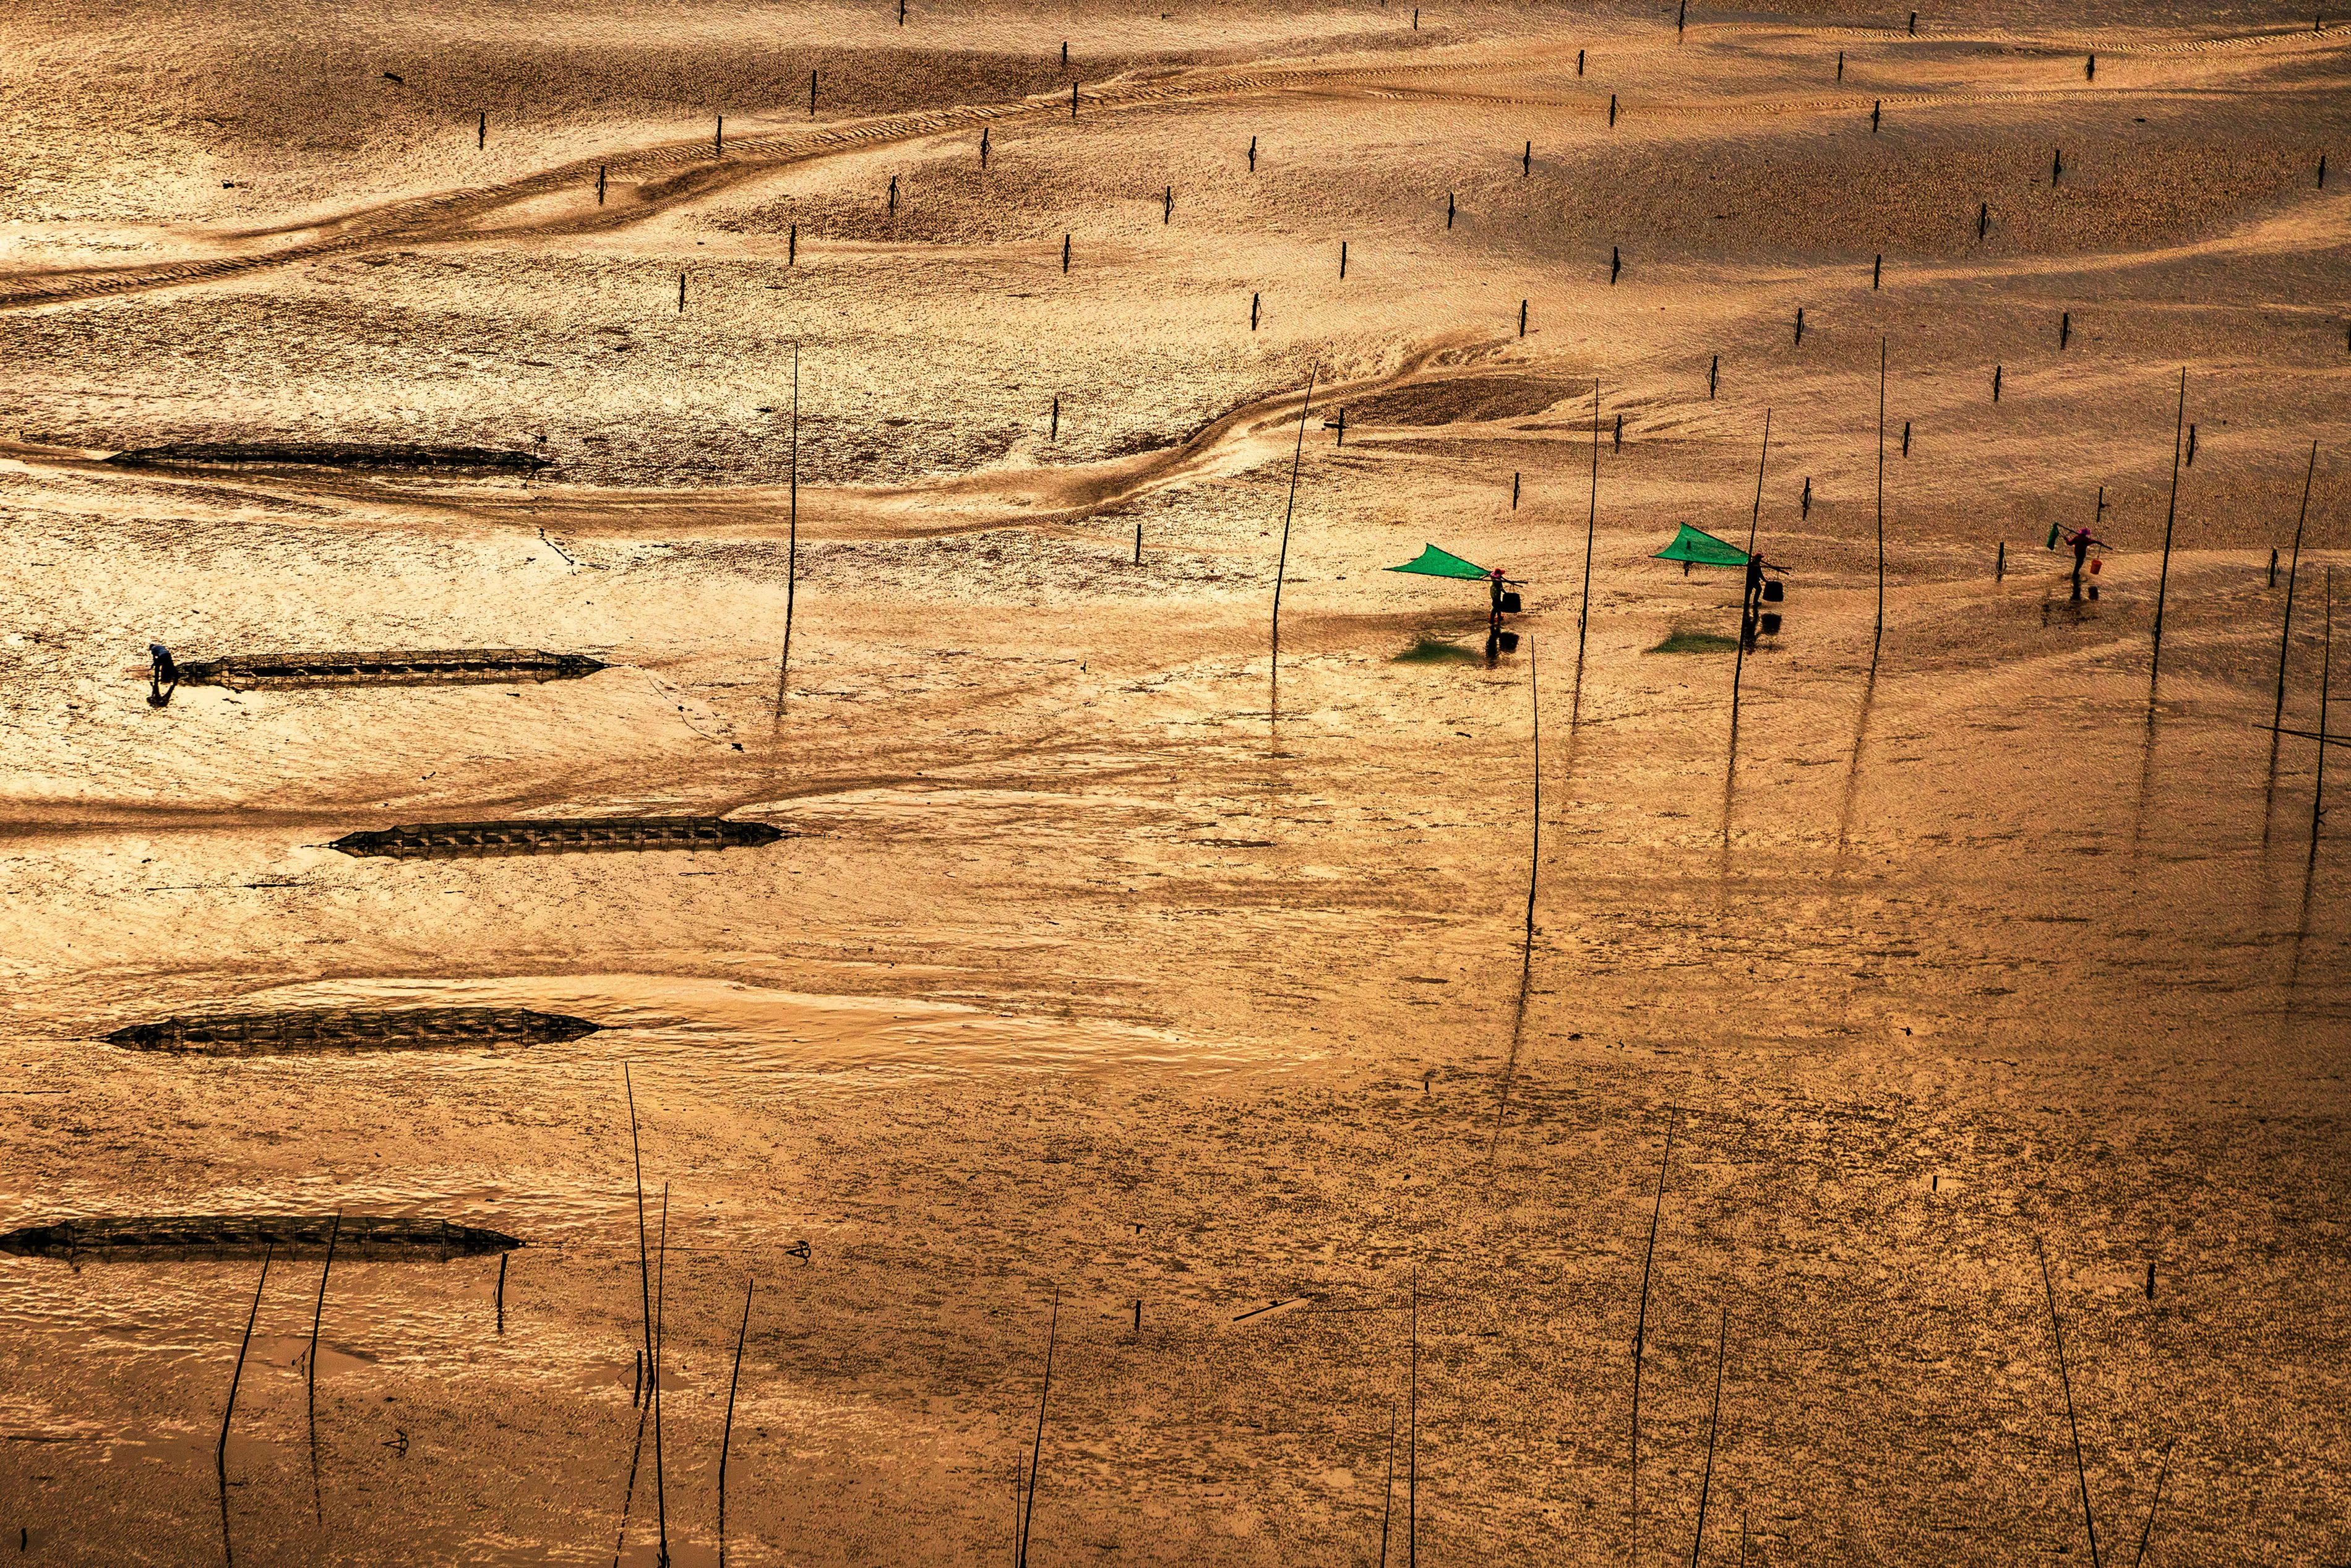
[1761,580,1784,602]
[1758,612,1782,636]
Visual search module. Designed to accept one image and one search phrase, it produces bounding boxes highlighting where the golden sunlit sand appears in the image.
[1,2,2346,1563]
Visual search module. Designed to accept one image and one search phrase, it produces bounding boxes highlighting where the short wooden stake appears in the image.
[1708,354,1719,398]
[478,111,486,149]
[1578,48,1585,74]
[1613,413,1623,450]
[2052,145,2062,184]
[888,174,898,213]
[597,165,606,205]
[898,0,906,22]
[1677,0,1687,33]
[1050,396,1059,440]
[1612,244,1622,283]
[1978,201,1989,240]
[1447,191,1455,228]
[1070,81,1078,118]
[981,128,990,168]
[1133,525,1141,565]
[2271,546,2280,588]
[2086,52,2095,79]
[678,271,686,312]
[1163,184,1172,221]
[788,223,797,265]
[1061,41,1068,67]
[810,69,817,116]
[1519,299,1528,336]
[1512,472,1521,509]
[1873,253,1881,287]
[2321,153,2329,187]
[1132,1298,1141,1333]
[716,115,724,157]
[1340,240,1348,278]
[2061,310,2070,348]
[1837,49,1844,79]
[1523,140,1532,176]
[1609,93,1618,125]
[496,1253,507,1334]
[1062,233,1070,272]
[1908,10,1917,32]
[1249,135,1257,171]
[1794,306,1804,345]
[1902,421,1911,455]
[2186,423,2198,466]
[1800,476,1812,518]
[1993,364,2002,401]
[1872,100,1881,132]
[1251,292,1260,330]
[1998,541,2006,579]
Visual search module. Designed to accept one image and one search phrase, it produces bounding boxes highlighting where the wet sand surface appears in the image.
[2,2,2347,1563]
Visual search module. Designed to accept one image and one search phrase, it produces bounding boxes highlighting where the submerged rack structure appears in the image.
[176,649,606,691]
[105,1006,601,1055]
[329,815,788,859]
[0,1215,522,1262]
[106,442,551,476]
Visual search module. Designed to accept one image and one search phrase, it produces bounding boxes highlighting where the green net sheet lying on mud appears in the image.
[1386,544,1493,580]
[1651,524,1752,567]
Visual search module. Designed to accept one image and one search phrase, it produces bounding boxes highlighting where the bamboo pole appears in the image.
[2131,1439,2176,1566]
[2038,1238,2103,1568]
[220,1244,275,1465]
[2315,568,2336,864]
[1409,1265,1419,1568]
[2267,443,2318,802]
[652,1186,669,1564]
[1016,1288,1060,1568]
[1727,411,1772,774]
[1269,368,1318,708]
[1572,380,1600,727]
[718,1277,755,1568]
[308,1212,340,1522]
[1380,1402,1397,1567]
[1689,1303,1730,1567]
[1629,1108,1678,1564]
[775,343,799,727]
[1486,635,1542,1166]
[1873,338,1888,670]
[2150,369,2187,690]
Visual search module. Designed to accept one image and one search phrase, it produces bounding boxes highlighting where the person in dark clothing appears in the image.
[148,643,178,708]
[2061,526,2103,601]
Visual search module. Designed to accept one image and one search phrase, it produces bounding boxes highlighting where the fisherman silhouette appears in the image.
[147,643,178,708]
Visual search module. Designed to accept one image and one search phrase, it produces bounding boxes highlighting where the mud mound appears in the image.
[104,1006,601,1055]
[0,1215,520,1261]
[178,649,606,691]
[330,816,789,859]
[107,442,549,475]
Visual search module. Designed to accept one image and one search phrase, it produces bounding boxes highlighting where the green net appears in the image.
[1651,523,1751,567]
[1386,543,1493,580]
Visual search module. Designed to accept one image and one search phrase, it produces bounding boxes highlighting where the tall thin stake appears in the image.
[1016,1287,1060,1568]
[1409,1265,1419,1568]
[2151,369,2187,689]
[1380,1402,1398,1567]
[1572,379,1601,726]
[718,1277,755,1568]
[653,1186,669,1566]
[2131,1439,2176,1566]
[2316,568,2336,863]
[1690,1303,1730,1567]
[2038,1238,2103,1568]
[775,342,801,726]
[1727,413,1771,771]
[1269,368,1318,706]
[307,1211,341,1515]
[221,1243,275,1465]
[1630,1108,1678,1564]
[2268,443,2319,802]
[1873,337,1888,670]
